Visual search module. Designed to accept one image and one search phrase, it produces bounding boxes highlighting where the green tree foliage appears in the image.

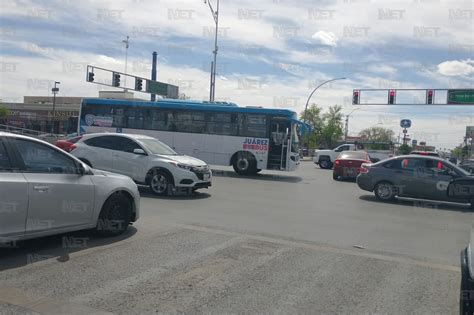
[398,144,412,155]
[299,104,323,149]
[359,126,394,149]
[300,104,344,149]
[0,106,8,124]
[359,126,394,142]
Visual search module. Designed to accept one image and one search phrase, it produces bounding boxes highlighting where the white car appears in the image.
[70,133,212,195]
[0,132,140,244]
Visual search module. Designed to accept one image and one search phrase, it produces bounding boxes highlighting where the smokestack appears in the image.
[151,51,157,101]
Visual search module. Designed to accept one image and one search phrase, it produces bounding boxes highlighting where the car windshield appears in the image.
[447,160,472,176]
[137,138,178,155]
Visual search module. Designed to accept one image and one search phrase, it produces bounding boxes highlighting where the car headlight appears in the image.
[168,162,192,170]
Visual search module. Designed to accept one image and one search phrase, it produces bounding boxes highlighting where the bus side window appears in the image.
[167,112,177,132]
[207,113,237,136]
[145,109,167,131]
[112,108,125,127]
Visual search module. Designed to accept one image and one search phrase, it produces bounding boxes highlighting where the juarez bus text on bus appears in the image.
[78,98,305,175]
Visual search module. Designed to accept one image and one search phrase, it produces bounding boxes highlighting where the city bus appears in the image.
[78,98,305,175]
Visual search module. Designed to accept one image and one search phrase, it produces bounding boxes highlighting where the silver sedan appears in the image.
[0,132,140,244]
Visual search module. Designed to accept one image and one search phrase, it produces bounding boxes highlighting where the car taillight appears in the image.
[335,160,340,165]
[360,164,369,174]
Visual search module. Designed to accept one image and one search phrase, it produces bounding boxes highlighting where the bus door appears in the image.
[268,119,290,170]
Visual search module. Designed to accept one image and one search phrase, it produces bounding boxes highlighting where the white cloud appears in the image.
[367,64,397,75]
[311,31,338,47]
[437,59,474,76]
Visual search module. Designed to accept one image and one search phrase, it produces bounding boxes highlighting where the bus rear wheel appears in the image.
[233,152,257,175]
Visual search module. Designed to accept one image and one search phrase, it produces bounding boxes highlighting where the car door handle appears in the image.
[33,185,50,192]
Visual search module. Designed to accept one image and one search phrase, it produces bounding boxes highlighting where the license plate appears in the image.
[203,173,210,181]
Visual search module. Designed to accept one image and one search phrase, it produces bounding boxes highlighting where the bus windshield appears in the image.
[137,138,178,155]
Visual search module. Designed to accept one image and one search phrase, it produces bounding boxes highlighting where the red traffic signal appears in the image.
[352,90,360,105]
[426,90,434,104]
[388,90,395,104]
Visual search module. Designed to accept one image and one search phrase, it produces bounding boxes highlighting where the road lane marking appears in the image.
[71,236,246,304]
[167,222,460,273]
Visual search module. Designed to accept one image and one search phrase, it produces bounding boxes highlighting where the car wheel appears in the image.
[319,158,332,169]
[96,193,132,236]
[233,152,256,175]
[374,181,396,201]
[149,170,173,196]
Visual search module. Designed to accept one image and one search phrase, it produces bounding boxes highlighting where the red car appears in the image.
[333,151,371,180]
[55,135,82,152]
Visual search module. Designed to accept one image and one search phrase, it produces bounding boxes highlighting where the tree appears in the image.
[398,144,412,155]
[299,104,323,149]
[299,104,344,149]
[0,106,8,124]
[320,105,344,148]
[359,126,394,149]
[359,126,394,142]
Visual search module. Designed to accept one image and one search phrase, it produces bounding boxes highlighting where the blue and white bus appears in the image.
[79,98,304,175]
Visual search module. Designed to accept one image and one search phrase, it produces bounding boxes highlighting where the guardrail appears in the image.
[0,124,64,143]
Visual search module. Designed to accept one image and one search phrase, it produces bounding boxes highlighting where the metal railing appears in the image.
[0,124,63,143]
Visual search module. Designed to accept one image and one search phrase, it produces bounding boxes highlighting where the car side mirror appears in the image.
[77,163,87,175]
[133,148,147,155]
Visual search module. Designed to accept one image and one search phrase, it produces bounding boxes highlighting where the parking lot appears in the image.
[0,161,471,314]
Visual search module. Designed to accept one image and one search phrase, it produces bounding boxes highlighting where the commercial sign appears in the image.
[400,119,411,128]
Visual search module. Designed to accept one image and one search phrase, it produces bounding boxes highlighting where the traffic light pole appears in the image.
[205,0,219,102]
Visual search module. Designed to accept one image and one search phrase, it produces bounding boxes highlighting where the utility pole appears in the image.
[204,0,219,102]
[50,81,60,134]
[343,107,359,141]
[344,115,349,141]
[122,35,130,87]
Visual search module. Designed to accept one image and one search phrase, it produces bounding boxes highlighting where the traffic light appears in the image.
[135,78,143,91]
[352,90,360,105]
[426,90,434,104]
[388,89,395,104]
[112,73,121,87]
[87,72,95,82]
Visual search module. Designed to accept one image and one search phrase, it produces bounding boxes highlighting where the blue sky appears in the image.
[0,0,473,148]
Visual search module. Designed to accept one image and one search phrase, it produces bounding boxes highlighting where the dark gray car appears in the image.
[356,155,474,208]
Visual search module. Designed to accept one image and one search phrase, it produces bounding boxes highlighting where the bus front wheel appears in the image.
[232,152,257,175]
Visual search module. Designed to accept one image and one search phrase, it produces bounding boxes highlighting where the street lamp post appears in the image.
[344,107,360,141]
[50,81,60,134]
[303,77,346,124]
[122,35,130,87]
[204,0,219,102]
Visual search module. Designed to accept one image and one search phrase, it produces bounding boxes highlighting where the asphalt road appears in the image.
[1,162,472,314]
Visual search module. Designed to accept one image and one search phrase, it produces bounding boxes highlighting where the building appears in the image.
[0,91,144,134]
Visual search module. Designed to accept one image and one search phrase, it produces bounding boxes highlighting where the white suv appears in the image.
[71,133,212,195]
